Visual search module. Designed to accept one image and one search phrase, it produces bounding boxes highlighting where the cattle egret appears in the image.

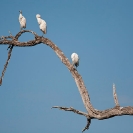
[71,53,79,68]
[36,14,47,36]
[19,10,26,31]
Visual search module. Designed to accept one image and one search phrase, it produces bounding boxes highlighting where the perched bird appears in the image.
[36,14,47,36]
[19,10,26,30]
[71,53,79,68]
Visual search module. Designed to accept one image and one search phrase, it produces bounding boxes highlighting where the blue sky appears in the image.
[0,0,133,132]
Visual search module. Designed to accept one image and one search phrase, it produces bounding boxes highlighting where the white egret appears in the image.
[36,14,47,36]
[71,53,79,68]
[19,10,26,30]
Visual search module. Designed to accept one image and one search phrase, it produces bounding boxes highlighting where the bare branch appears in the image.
[1,30,133,131]
[113,83,119,106]
[52,106,88,117]
[0,32,93,114]
[52,105,133,120]
[0,45,13,86]
[91,106,133,120]
[15,30,38,39]
[52,106,91,132]
[82,118,91,132]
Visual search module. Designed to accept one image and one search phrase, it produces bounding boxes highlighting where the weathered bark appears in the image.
[0,44,13,85]
[0,30,133,131]
[113,84,119,106]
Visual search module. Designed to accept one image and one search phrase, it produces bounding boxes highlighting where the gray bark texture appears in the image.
[0,30,133,132]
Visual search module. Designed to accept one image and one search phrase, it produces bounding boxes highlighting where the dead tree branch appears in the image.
[0,45,13,86]
[52,106,88,117]
[113,84,119,106]
[82,118,91,132]
[0,30,133,132]
[52,106,91,131]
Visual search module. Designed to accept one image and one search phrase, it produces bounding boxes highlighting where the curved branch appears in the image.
[0,30,133,131]
[0,30,94,115]
[15,30,38,39]
[92,106,133,120]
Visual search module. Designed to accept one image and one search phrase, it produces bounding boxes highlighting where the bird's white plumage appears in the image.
[36,14,41,24]
[19,11,26,30]
[71,53,79,67]
[36,14,47,34]
[36,14,41,18]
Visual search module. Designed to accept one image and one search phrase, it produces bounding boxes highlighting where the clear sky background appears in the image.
[0,0,133,133]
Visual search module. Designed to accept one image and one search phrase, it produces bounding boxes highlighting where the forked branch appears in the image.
[0,30,133,132]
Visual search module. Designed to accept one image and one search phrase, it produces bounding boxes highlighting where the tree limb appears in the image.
[52,106,88,117]
[0,30,133,132]
[82,118,91,132]
[113,83,119,106]
[52,106,91,132]
[0,45,13,86]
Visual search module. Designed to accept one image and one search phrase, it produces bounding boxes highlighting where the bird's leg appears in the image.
[42,33,44,37]
[72,62,75,67]
[20,27,22,31]
[74,67,77,71]
[72,63,77,70]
